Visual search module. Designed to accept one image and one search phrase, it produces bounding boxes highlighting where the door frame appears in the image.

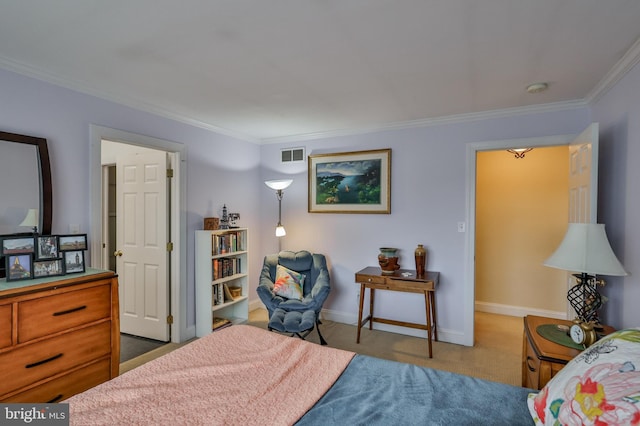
[463,134,575,346]
[89,124,187,343]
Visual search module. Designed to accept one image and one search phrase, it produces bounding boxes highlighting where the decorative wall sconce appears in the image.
[264,179,293,237]
[506,148,533,158]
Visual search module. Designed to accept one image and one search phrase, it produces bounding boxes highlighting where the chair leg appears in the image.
[316,319,327,346]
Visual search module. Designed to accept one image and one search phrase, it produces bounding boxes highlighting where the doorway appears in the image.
[463,125,599,346]
[89,125,187,344]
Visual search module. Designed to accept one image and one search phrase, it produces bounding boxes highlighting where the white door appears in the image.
[116,148,170,341]
[566,123,599,317]
[568,123,598,224]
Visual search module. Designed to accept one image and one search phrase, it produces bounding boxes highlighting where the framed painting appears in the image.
[6,253,33,281]
[308,148,391,213]
[64,250,85,274]
[33,258,64,278]
[58,234,87,251]
[1,236,35,255]
[36,235,59,260]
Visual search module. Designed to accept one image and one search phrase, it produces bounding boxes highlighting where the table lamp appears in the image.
[19,208,39,234]
[543,223,627,324]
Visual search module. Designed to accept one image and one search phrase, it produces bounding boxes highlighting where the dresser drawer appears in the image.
[3,357,111,403]
[0,321,111,394]
[0,304,11,349]
[18,283,111,342]
[355,274,386,284]
[524,336,541,389]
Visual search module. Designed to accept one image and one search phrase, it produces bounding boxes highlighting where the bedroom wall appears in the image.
[259,108,590,343]
[591,59,640,329]
[0,68,262,338]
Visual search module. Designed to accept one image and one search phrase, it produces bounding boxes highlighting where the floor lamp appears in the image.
[264,179,293,237]
[544,223,627,324]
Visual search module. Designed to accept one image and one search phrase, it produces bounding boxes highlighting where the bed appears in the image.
[65,324,640,425]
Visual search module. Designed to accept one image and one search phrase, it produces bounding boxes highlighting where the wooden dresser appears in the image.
[0,269,119,402]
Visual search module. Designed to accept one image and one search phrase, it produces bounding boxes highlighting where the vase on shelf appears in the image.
[378,247,400,275]
[415,244,426,277]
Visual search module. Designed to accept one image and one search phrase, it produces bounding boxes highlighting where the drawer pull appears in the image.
[526,356,537,372]
[53,305,87,316]
[47,394,63,404]
[25,353,63,369]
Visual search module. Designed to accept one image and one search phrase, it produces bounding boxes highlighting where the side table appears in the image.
[522,315,615,390]
[354,267,439,358]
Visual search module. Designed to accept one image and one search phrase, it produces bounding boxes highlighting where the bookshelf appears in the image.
[195,228,249,337]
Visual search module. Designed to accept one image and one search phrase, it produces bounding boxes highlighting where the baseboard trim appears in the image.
[475,301,567,320]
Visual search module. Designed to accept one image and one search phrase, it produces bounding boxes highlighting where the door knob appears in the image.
[113,250,123,257]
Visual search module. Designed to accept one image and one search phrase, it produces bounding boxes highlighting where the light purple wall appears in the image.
[0,68,262,331]
[261,107,591,336]
[592,60,640,329]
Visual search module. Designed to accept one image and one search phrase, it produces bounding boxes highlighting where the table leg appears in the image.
[369,288,375,330]
[356,283,365,343]
[424,290,433,358]
[429,290,438,341]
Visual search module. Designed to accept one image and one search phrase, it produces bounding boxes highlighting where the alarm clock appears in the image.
[570,319,598,347]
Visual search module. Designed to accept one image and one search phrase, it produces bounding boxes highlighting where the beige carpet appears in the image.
[248,309,523,386]
[121,310,524,387]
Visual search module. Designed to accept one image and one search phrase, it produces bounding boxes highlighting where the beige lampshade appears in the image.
[19,208,39,228]
[264,179,293,191]
[544,223,628,276]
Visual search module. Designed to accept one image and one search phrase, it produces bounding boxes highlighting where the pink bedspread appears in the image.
[67,325,355,425]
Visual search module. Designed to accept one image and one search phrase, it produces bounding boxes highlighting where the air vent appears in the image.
[281,147,305,163]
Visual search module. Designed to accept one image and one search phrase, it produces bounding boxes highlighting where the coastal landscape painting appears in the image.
[308,149,391,213]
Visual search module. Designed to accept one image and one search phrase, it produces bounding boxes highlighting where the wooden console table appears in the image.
[355,267,439,358]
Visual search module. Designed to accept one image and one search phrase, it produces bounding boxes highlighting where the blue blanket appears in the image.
[297,354,535,425]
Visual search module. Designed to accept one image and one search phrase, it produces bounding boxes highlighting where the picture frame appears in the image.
[1,236,35,255]
[36,235,59,260]
[308,148,391,214]
[64,250,85,274]
[6,253,33,281]
[58,234,88,251]
[33,258,64,278]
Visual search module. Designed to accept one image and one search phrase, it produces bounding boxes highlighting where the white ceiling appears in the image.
[2,1,640,143]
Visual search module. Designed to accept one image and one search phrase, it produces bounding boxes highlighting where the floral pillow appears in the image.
[272,264,305,300]
[528,328,640,425]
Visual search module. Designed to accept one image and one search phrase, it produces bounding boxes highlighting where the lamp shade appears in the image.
[264,179,293,191]
[275,225,286,237]
[19,208,39,228]
[543,223,627,276]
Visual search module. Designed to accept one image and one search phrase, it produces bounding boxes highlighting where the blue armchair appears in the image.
[256,250,330,344]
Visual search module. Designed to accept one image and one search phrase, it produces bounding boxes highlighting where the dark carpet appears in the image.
[120,333,167,363]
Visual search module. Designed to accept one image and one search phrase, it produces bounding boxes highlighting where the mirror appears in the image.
[0,131,52,278]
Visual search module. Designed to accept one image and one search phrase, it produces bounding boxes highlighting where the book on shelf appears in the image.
[211,231,244,255]
[211,257,242,280]
[212,317,232,331]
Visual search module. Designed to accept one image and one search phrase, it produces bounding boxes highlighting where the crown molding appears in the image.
[0,55,261,144]
[260,99,587,144]
[585,36,640,105]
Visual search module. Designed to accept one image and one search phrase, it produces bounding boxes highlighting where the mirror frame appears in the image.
[0,131,52,235]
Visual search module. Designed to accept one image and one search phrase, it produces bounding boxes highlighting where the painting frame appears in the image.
[36,235,59,260]
[5,253,33,281]
[308,148,391,214]
[33,258,64,278]
[1,235,35,256]
[58,234,88,251]
[63,250,85,274]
